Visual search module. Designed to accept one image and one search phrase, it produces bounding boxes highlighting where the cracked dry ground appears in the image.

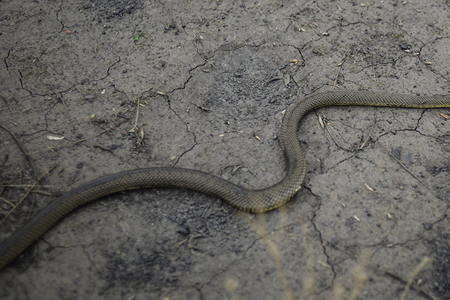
[1,1,450,299]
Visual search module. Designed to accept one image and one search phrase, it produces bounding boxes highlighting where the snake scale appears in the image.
[1,90,450,270]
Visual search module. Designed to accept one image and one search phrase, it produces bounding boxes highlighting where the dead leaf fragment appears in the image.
[284,74,291,86]
[317,260,330,268]
[318,115,324,128]
[364,183,375,192]
[46,135,65,141]
[439,112,450,119]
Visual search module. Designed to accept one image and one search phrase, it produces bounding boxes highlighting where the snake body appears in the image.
[1,90,450,270]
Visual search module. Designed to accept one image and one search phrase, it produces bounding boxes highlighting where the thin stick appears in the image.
[333,52,348,89]
[381,144,440,199]
[130,88,153,132]
[0,184,55,188]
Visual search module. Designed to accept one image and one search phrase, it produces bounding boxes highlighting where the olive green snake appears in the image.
[1,90,450,270]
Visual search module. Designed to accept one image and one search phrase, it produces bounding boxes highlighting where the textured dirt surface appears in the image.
[1,1,450,299]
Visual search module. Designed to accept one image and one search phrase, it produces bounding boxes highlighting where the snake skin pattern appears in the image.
[1,90,450,270]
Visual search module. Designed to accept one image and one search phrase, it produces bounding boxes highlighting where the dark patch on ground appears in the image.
[425,221,450,299]
[82,0,143,22]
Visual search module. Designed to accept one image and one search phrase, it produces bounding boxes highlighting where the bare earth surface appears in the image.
[1,1,450,299]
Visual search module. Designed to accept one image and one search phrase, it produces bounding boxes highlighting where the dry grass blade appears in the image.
[400,257,432,300]
[0,165,57,225]
[348,251,369,300]
[254,213,293,300]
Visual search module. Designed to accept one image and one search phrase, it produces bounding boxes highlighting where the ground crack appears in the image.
[306,185,337,281]
[55,0,64,33]
[4,48,11,70]
[163,94,197,166]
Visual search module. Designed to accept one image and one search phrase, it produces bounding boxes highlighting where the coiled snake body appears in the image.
[1,90,450,270]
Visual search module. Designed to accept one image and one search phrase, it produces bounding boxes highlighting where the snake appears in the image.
[1,90,450,270]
